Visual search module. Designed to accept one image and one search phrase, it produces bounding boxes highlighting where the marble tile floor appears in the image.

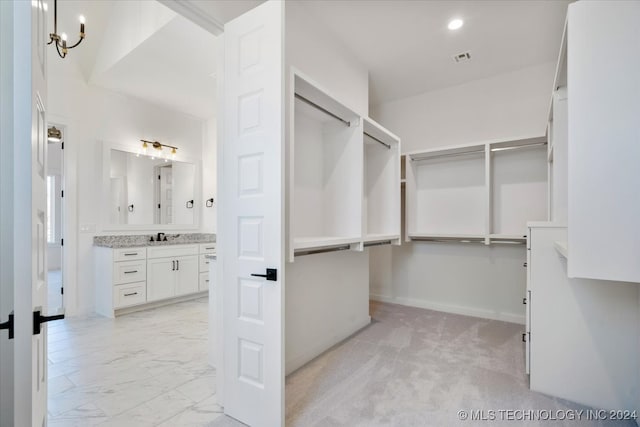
[47,297,222,427]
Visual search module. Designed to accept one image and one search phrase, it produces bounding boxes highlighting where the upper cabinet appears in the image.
[565,1,640,283]
[288,71,401,261]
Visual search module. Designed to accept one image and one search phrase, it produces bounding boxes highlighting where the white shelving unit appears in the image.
[290,73,363,258]
[288,72,401,259]
[405,136,548,244]
[405,143,487,242]
[489,136,548,240]
[363,118,401,246]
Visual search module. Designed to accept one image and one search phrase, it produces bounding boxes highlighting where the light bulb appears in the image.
[61,33,67,41]
[79,15,85,24]
[448,19,464,30]
[171,148,177,160]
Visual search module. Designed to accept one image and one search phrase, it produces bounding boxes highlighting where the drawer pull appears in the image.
[124,270,138,274]
[205,280,210,283]
[124,292,138,297]
[124,253,138,256]
[205,247,215,250]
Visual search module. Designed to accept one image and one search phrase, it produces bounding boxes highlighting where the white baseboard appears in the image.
[285,315,371,376]
[370,293,525,325]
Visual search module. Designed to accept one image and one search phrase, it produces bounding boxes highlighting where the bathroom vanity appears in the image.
[94,233,215,317]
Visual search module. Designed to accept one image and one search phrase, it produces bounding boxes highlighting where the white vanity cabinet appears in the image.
[95,242,214,317]
[146,245,199,301]
[199,243,216,291]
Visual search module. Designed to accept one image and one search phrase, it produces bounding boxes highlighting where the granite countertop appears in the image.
[94,233,216,249]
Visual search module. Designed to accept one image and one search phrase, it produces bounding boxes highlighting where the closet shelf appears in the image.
[408,233,485,242]
[293,236,360,251]
[363,234,400,244]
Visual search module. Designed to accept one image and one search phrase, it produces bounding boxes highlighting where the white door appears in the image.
[221,1,285,426]
[2,0,50,425]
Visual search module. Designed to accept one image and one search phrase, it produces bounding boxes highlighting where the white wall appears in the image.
[284,1,371,368]
[48,56,216,315]
[370,63,555,324]
[372,62,555,153]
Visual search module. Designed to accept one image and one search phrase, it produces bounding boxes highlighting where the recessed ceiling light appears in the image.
[448,18,464,31]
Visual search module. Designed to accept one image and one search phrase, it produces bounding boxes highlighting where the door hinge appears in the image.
[0,312,15,340]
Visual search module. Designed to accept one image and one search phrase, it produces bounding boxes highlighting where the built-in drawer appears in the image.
[199,254,213,272]
[147,244,198,259]
[199,243,216,254]
[113,247,147,262]
[199,272,210,292]
[113,260,147,284]
[113,282,146,308]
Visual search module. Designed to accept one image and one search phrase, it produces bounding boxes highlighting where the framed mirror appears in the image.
[102,143,201,230]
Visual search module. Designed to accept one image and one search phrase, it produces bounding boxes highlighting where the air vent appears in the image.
[453,52,471,63]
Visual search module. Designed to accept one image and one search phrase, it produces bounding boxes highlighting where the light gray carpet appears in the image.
[213,301,635,426]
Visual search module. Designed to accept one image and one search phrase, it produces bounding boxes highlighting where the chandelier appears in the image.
[47,0,86,59]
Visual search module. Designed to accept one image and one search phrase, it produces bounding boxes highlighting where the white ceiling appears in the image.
[90,14,218,119]
[50,0,570,117]
[302,0,571,105]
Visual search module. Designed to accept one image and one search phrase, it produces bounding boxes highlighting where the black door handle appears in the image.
[0,311,14,339]
[172,260,175,271]
[33,309,65,335]
[176,260,179,271]
[251,268,277,282]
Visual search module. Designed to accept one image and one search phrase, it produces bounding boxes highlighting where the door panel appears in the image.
[146,258,175,302]
[222,1,285,426]
[175,255,198,296]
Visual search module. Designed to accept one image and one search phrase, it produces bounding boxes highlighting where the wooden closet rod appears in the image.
[295,93,351,127]
[364,132,391,149]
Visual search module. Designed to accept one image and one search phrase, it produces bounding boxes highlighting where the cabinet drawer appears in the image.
[147,244,198,259]
[113,260,147,284]
[113,282,146,308]
[199,254,213,272]
[199,272,210,292]
[114,247,147,262]
[199,243,216,254]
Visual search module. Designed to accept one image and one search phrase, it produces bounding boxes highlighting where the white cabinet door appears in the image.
[146,258,175,302]
[222,1,285,425]
[175,255,198,296]
[567,1,640,282]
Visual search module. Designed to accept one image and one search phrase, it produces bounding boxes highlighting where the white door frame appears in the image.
[47,115,79,317]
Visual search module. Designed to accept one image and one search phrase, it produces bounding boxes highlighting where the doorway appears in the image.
[47,124,64,314]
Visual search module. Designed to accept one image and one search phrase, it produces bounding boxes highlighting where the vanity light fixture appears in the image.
[47,126,62,142]
[141,140,178,160]
[48,0,86,59]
